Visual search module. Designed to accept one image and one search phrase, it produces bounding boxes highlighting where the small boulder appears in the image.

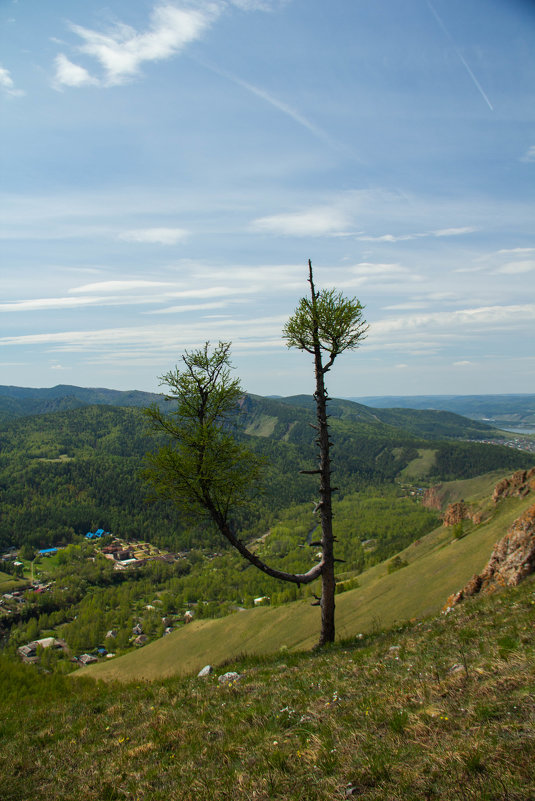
[197,665,213,677]
[218,671,241,685]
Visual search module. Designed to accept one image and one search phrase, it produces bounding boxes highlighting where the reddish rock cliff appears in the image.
[443,502,469,527]
[421,485,443,511]
[444,503,535,610]
[492,468,535,504]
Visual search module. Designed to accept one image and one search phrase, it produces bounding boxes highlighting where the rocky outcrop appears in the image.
[492,468,535,504]
[444,503,535,610]
[442,501,482,527]
[422,485,443,511]
[443,502,469,527]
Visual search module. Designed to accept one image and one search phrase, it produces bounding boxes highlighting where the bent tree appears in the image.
[143,262,367,646]
[283,260,368,644]
[143,342,325,588]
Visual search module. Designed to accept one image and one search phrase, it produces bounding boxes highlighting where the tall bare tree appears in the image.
[283,260,368,644]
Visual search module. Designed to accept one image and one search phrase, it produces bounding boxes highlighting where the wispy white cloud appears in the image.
[357,226,475,243]
[520,145,535,163]
[0,315,287,353]
[0,65,24,96]
[356,233,419,243]
[347,263,422,287]
[118,227,189,245]
[352,263,411,277]
[69,280,172,294]
[433,226,476,237]
[382,302,428,311]
[494,260,535,275]
[146,301,228,314]
[54,3,220,88]
[0,297,104,313]
[251,206,353,236]
[453,360,473,366]
[497,247,535,255]
[53,54,99,88]
[372,304,535,340]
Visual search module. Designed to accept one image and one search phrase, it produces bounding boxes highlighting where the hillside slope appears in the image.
[81,473,534,682]
[3,571,534,800]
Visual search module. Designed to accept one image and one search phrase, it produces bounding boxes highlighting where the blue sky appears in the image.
[1,0,534,397]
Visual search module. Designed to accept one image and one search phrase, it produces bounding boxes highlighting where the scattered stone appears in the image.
[198,665,213,677]
[218,671,241,685]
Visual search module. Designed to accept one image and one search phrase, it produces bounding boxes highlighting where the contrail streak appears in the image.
[426,0,494,111]
[194,56,365,162]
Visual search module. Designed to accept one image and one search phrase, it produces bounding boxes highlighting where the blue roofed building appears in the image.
[85,529,110,539]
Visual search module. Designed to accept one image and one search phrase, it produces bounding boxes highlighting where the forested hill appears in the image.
[0,384,162,421]
[1,392,532,552]
[0,384,510,441]
[267,394,500,441]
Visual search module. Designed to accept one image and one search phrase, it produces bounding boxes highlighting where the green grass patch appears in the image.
[1,576,535,800]
[399,448,437,480]
[0,572,27,593]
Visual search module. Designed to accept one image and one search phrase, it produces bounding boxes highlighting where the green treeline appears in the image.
[1,401,532,553]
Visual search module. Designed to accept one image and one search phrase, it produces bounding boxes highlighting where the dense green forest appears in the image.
[1,394,533,553]
[1,395,532,552]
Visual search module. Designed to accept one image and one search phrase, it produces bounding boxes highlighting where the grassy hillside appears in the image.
[81,481,534,682]
[2,566,534,800]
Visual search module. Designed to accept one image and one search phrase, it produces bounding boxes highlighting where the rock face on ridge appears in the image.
[492,468,535,504]
[444,503,535,610]
[443,502,469,527]
[442,501,482,527]
[421,485,443,511]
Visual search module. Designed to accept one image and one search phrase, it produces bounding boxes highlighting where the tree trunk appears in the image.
[308,260,336,645]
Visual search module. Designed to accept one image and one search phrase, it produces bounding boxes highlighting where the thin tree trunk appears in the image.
[308,260,336,645]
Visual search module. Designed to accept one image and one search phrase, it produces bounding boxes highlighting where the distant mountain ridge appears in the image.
[0,384,507,440]
[354,394,535,428]
[0,384,162,420]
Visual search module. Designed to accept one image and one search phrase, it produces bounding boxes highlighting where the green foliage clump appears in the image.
[387,555,408,573]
